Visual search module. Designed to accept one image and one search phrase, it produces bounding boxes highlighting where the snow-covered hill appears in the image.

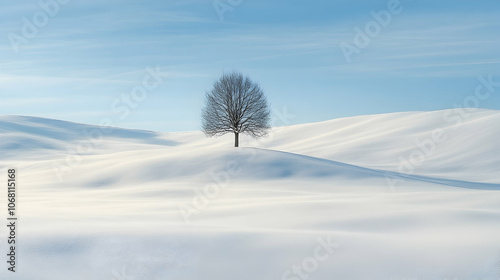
[0,110,499,280]
[3,109,499,182]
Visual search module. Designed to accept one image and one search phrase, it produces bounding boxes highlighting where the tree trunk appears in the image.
[234,132,239,147]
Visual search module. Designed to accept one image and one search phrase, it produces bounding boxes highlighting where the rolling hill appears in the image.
[0,110,499,280]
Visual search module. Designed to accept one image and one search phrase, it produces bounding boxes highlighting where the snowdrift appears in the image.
[1,110,499,280]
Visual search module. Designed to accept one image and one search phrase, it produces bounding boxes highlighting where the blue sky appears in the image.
[1,0,499,132]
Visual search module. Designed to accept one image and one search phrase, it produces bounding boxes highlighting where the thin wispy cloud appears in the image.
[1,0,499,131]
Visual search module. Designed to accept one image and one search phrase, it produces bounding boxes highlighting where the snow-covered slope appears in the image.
[3,109,499,182]
[261,109,500,183]
[0,110,499,280]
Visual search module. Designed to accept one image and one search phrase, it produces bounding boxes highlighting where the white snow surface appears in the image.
[0,109,499,279]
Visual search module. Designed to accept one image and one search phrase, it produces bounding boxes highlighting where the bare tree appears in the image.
[202,72,271,147]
